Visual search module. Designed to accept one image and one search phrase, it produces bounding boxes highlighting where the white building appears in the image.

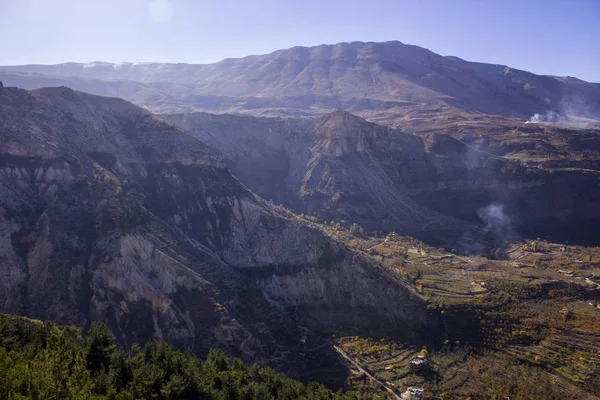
[401,387,424,400]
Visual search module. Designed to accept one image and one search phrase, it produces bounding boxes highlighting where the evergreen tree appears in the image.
[0,313,365,400]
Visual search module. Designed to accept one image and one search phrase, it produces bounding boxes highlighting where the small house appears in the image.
[409,357,428,372]
[401,387,424,400]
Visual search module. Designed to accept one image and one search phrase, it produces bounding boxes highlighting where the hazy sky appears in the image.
[1,0,599,82]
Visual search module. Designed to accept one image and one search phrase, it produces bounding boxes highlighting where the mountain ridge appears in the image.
[4,40,597,84]
[0,86,434,385]
[2,40,599,125]
[165,108,600,248]
[2,38,600,397]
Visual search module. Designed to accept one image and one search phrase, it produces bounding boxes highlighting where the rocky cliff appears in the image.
[166,110,600,248]
[0,87,432,381]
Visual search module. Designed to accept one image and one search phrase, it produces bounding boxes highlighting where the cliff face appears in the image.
[166,111,600,248]
[166,111,476,246]
[0,87,432,377]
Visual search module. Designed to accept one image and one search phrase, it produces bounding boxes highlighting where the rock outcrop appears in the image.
[166,110,600,248]
[167,110,481,247]
[0,86,432,381]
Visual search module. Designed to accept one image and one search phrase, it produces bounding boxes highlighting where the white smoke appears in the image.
[526,110,566,124]
[477,204,512,242]
[526,96,600,128]
[458,203,513,255]
[465,138,485,170]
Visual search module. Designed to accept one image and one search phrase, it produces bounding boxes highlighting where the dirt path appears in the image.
[333,345,402,400]
[364,239,387,252]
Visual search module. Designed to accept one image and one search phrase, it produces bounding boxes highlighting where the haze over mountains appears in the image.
[2,40,600,397]
[2,40,600,259]
[2,41,600,127]
[165,108,600,248]
[0,85,433,383]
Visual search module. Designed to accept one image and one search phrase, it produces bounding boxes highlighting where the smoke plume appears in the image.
[477,204,513,249]
[526,96,600,128]
[526,110,566,124]
[465,143,480,170]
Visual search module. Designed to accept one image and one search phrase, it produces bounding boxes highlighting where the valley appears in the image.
[165,110,600,248]
[294,216,600,398]
[0,86,433,387]
[1,37,600,399]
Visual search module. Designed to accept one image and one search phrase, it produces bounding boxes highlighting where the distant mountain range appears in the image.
[3,41,600,397]
[2,41,600,127]
[2,41,599,247]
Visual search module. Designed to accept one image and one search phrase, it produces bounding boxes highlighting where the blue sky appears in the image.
[1,0,599,82]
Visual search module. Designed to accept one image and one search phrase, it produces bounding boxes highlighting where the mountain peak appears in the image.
[1,40,598,121]
[314,109,373,138]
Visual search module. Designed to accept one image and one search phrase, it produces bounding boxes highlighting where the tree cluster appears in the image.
[0,314,361,400]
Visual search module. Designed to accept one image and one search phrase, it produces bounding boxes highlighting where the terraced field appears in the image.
[292,217,600,398]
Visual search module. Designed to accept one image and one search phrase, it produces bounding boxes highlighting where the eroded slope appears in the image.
[0,86,433,383]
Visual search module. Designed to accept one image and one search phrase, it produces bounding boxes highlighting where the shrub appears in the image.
[350,223,365,237]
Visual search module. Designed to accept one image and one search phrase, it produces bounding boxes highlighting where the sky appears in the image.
[1,0,599,82]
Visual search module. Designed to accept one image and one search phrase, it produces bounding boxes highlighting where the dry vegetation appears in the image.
[282,211,600,399]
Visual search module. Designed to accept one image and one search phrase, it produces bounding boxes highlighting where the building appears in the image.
[409,356,429,372]
[401,387,424,400]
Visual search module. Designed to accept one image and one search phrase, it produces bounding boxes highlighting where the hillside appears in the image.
[165,110,600,248]
[167,109,479,247]
[0,86,433,385]
[292,216,600,399]
[0,314,363,399]
[2,39,600,399]
[2,41,600,124]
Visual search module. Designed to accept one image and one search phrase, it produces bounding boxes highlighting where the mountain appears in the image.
[2,41,600,245]
[165,109,480,246]
[164,110,600,248]
[0,42,600,399]
[0,86,433,384]
[2,41,600,125]
[3,41,600,398]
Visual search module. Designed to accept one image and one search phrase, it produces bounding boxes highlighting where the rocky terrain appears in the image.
[165,110,479,246]
[165,110,600,248]
[3,41,599,247]
[2,39,600,398]
[0,86,434,384]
